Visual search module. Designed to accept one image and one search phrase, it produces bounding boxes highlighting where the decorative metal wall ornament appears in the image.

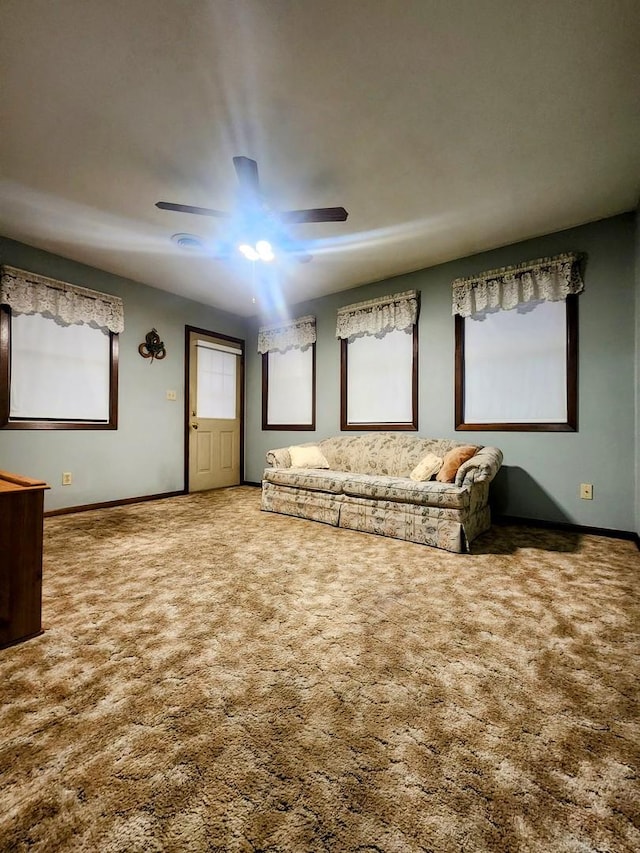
[138,329,166,362]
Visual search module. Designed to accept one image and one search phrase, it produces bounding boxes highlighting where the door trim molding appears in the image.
[184,325,245,492]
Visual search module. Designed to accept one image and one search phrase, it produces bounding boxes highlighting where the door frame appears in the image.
[184,325,245,492]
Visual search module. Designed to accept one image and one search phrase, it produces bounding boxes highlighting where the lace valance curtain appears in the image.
[451,253,584,318]
[257,315,316,354]
[335,289,419,339]
[0,265,125,333]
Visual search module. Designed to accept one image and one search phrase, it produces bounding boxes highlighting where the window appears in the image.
[196,341,239,420]
[0,266,122,430]
[340,328,418,429]
[452,253,582,432]
[262,345,316,429]
[259,315,316,431]
[337,290,419,431]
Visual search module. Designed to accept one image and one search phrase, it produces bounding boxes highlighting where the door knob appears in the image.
[191,422,198,430]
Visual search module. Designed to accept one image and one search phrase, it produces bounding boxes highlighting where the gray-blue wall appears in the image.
[0,236,248,510]
[246,213,637,532]
[2,213,637,530]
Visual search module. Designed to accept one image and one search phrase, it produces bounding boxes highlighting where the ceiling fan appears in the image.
[156,156,348,263]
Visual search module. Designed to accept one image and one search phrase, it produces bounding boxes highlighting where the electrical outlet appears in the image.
[166,390,177,401]
[62,472,72,486]
[580,483,593,500]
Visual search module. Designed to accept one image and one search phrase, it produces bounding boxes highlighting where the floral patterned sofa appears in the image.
[261,433,503,553]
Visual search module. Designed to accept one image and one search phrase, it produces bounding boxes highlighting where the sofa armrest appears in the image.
[455,446,503,487]
[266,447,292,468]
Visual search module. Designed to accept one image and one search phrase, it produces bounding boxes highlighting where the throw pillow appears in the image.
[289,444,330,469]
[436,445,479,483]
[410,452,443,482]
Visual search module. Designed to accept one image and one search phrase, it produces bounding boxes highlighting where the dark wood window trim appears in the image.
[0,306,119,430]
[454,294,578,432]
[262,343,316,431]
[340,324,419,432]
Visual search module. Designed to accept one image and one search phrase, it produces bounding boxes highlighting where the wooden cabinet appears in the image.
[0,470,50,648]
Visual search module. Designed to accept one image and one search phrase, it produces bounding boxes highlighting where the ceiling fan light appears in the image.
[238,243,260,261]
[256,240,274,261]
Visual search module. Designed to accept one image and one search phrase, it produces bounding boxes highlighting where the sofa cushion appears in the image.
[263,467,351,494]
[410,452,443,481]
[436,445,480,483]
[288,444,330,469]
[340,473,470,509]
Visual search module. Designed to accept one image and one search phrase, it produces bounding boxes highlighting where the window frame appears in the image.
[0,306,119,430]
[262,342,316,431]
[454,294,578,432]
[340,324,419,431]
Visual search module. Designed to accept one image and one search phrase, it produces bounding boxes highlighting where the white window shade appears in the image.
[463,301,567,423]
[10,313,111,421]
[267,348,314,426]
[346,328,414,425]
[196,344,237,420]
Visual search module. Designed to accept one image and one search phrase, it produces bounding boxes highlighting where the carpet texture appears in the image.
[1,486,639,852]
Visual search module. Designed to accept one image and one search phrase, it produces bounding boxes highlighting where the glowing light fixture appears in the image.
[256,240,274,261]
[238,243,260,261]
[238,239,274,262]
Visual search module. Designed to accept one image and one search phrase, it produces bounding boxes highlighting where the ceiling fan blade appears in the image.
[233,156,260,198]
[156,201,229,217]
[279,207,348,224]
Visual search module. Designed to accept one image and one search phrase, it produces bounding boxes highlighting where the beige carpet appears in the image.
[1,486,638,852]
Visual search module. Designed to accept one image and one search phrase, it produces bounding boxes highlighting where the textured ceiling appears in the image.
[1,0,639,317]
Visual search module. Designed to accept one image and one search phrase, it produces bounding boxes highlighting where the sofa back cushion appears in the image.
[435,445,480,483]
[318,433,476,477]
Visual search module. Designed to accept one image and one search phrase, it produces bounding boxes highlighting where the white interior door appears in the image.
[188,331,242,491]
